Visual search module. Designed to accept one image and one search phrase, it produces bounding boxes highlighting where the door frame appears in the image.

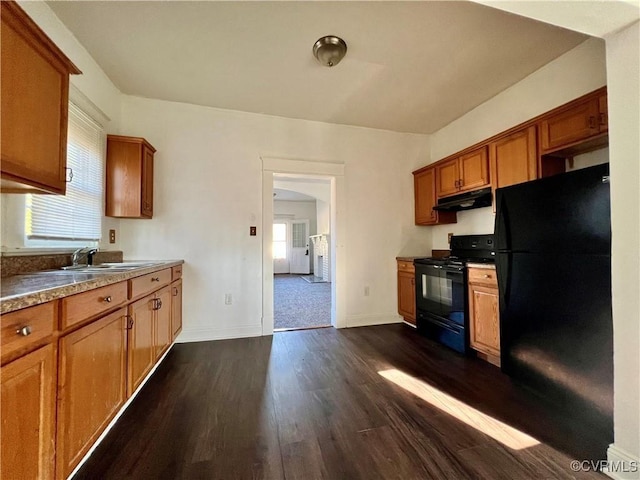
[261,156,345,335]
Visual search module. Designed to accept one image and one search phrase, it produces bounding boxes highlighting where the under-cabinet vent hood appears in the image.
[433,187,492,212]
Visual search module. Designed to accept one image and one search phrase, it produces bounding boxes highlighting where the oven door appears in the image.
[415,263,465,326]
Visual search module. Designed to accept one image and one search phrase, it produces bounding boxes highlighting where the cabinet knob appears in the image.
[16,326,32,336]
[103,295,112,303]
[151,277,160,282]
[484,274,491,278]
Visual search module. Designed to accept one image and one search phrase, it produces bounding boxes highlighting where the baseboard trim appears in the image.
[346,313,403,328]
[68,343,175,479]
[176,324,263,343]
[605,444,640,479]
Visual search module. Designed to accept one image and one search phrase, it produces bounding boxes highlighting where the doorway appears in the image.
[261,156,345,335]
[272,178,331,331]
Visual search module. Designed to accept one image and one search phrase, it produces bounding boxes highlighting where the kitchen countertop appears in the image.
[467,262,496,269]
[396,256,428,262]
[0,260,183,314]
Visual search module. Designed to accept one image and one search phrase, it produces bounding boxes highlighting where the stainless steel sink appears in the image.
[52,261,161,274]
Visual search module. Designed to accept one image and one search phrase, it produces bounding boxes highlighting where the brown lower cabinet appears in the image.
[128,285,173,396]
[56,309,128,479]
[171,279,183,338]
[468,267,500,366]
[0,264,184,479]
[1,344,57,480]
[396,259,416,325]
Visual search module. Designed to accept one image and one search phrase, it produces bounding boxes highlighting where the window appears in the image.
[25,102,105,246]
[273,223,287,259]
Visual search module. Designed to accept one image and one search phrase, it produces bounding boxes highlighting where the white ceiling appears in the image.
[48,1,590,134]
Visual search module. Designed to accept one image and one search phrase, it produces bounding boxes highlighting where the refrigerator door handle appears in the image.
[494,193,510,251]
[496,253,511,309]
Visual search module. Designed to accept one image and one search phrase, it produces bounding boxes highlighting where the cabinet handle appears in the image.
[173,287,178,296]
[157,299,163,309]
[102,295,112,303]
[484,274,491,278]
[588,115,597,129]
[125,315,134,330]
[151,277,160,282]
[16,326,32,336]
[411,279,415,286]
[599,112,606,126]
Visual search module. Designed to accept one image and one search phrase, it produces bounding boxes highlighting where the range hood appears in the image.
[433,187,493,212]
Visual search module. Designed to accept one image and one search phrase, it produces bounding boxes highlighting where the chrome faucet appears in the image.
[71,247,99,267]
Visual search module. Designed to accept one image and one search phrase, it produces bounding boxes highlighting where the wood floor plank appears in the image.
[74,325,608,479]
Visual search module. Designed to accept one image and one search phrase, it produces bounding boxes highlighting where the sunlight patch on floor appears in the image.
[378,369,540,450]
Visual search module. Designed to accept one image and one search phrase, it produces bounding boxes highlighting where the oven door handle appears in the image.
[423,315,462,334]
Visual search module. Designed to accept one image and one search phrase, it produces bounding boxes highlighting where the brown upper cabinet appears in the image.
[490,126,538,191]
[540,91,608,153]
[435,146,490,198]
[414,167,456,226]
[106,135,156,218]
[0,1,81,194]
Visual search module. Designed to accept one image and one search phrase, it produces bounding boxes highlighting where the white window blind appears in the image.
[26,102,104,242]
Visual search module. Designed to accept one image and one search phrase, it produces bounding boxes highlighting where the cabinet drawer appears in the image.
[61,282,128,331]
[396,260,415,274]
[171,265,183,281]
[130,268,172,299]
[1,302,56,363]
[468,267,497,286]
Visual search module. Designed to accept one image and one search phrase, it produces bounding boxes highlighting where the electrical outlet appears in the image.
[250,226,257,236]
[364,286,370,297]
[109,229,116,244]
[448,232,454,245]
[225,293,232,305]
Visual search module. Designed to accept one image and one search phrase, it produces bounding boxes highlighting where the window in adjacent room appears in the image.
[273,223,287,259]
[25,102,105,247]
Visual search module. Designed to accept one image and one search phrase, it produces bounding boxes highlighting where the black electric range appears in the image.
[414,234,495,353]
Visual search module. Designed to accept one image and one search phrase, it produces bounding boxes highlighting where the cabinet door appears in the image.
[141,145,154,218]
[435,158,459,198]
[468,284,500,356]
[490,126,537,191]
[598,93,608,133]
[540,98,600,152]
[56,309,127,479]
[128,295,155,396]
[414,168,456,226]
[459,146,489,192]
[171,279,183,340]
[154,286,172,359]
[1,344,56,480]
[1,3,71,194]
[414,168,437,224]
[397,271,416,324]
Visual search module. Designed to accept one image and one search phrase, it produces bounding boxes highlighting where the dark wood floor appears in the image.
[75,325,606,479]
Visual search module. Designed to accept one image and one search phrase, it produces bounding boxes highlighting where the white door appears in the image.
[290,219,310,274]
[273,221,290,274]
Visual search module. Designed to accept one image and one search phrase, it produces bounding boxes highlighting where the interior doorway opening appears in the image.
[272,176,332,331]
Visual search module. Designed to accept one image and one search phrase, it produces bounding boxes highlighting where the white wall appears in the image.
[605,20,640,476]
[1,2,123,253]
[117,95,432,340]
[427,38,607,249]
[567,147,609,171]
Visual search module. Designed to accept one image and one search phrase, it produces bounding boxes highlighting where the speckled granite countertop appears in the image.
[466,262,496,269]
[0,260,183,314]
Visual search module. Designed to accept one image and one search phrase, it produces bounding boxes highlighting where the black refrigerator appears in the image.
[495,163,613,441]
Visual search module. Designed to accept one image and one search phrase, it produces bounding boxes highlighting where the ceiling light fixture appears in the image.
[313,35,347,67]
